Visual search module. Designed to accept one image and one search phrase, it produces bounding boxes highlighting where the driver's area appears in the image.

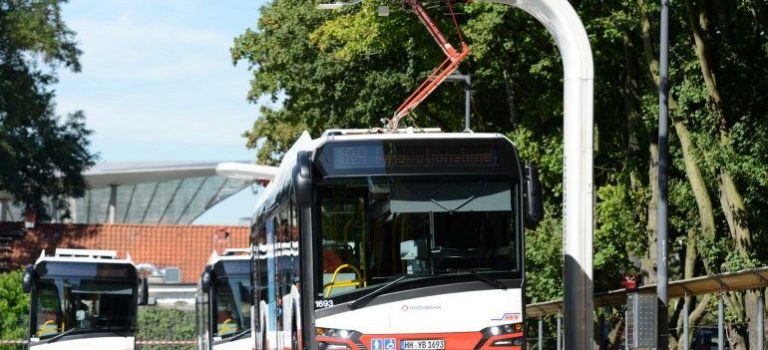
[316,176,520,304]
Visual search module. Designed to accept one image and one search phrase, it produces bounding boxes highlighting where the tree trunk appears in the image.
[682,0,752,255]
[636,3,736,347]
[682,1,756,348]
[673,120,716,271]
[621,32,643,192]
[676,294,712,349]
[635,0,659,286]
[501,66,517,130]
[637,0,719,280]
[674,228,706,349]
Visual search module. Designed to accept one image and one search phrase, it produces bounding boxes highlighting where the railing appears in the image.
[525,266,768,349]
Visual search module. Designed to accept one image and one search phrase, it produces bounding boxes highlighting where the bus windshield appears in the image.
[317,176,520,303]
[33,278,136,339]
[213,275,252,338]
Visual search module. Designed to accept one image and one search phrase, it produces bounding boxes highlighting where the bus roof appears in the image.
[205,249,250,267]
[35,249,135,266]
[322,130,511,142]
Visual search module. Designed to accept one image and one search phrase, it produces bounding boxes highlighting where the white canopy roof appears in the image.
[1,161,278,225]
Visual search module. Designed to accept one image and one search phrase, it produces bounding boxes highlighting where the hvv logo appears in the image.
[491,312,521,321]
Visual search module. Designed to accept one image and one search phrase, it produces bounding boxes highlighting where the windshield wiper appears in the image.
[42,327,102,343]
[225,328,251,341]
[39,327,80,343]
[463,269,507,290]
[348,270,506,310]
[42,325,133,343]
[349,275,411,310]
[432,268,508,290]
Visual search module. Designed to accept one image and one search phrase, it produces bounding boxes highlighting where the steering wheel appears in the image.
[37,320,57,337]
[218,318,238,336]
[323,264,364,298]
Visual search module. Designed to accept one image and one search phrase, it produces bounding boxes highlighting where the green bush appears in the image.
[0,270,29,350]
[137,306,196,350]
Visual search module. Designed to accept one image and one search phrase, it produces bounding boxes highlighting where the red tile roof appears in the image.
[0,222,250,283]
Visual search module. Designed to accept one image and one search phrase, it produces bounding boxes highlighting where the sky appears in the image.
[55,1,270,225]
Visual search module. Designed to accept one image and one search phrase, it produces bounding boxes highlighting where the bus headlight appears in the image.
[482,322,523,337]
[491,337,525,346]
[479,322,525,347]
[318,344,352,350]
[316,327,361,350]
[316,327,357,339]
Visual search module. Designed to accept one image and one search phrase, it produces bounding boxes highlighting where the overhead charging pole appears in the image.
[484,0,595,347]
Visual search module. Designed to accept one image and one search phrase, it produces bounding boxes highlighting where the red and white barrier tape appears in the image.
[136,340,196,345]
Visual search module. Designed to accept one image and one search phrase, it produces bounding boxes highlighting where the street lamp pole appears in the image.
[657,0,670,348]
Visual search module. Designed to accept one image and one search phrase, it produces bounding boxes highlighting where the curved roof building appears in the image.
[0,161,276,225]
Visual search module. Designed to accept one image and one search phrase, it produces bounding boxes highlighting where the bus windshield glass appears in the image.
[213,274,252,338]
[33,278,136,338]
[317,175,520,303]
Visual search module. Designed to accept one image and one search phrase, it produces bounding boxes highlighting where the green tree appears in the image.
[233,0,768,348]
[0,0,95,220]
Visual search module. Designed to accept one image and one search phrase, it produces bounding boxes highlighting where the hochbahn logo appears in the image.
[401,304,442,312]
[491,313,521,321]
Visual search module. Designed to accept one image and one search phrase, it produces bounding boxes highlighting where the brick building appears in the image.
[0,222,250,284]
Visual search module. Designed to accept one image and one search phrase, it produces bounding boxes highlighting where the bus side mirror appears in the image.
[201,270,212,293]
[22,265,35,293]
[294,150,313,207]
[139,278,149,305]
[524,165,544,228]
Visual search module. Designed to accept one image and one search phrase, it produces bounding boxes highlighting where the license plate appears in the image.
[400,339,446,350]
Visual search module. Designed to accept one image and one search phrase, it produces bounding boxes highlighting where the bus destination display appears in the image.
[318,139,517,176]
[39,262,135,279]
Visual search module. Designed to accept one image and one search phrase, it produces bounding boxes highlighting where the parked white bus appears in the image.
[250,129,543,350]
[22,248,147,350]
[196,249,254,350]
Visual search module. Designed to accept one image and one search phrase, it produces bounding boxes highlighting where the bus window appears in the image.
[317,176,520,302]
[35,283,61,337]
[214,276,251,337]
[320,193,366,297]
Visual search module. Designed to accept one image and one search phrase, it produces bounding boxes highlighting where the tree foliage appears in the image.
[0,270,29,348]
[234,0,768,347]
[0,0,95,220]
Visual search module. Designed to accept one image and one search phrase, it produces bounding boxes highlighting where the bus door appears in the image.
[275,207,288,350]
[266,218,278,350]
[254,227,270,350]
[274,202,300,349]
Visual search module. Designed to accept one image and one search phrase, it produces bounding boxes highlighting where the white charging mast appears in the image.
[485,0,595,347]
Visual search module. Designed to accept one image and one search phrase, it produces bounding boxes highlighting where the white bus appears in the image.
[196,249,254,350]
[22,249,148,350]
[250,129,542,350]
